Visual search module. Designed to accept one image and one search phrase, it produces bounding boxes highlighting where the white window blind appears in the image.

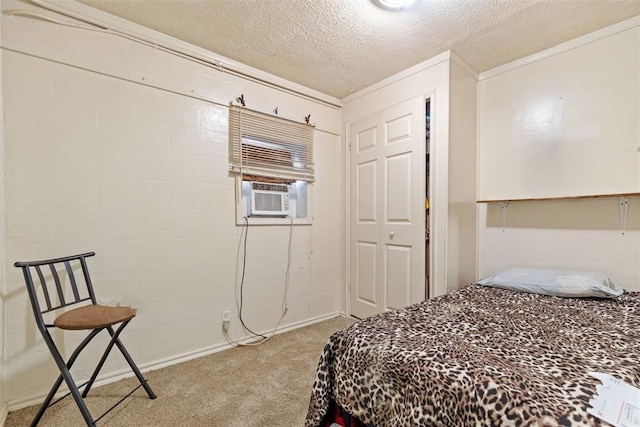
[229,105,315,182]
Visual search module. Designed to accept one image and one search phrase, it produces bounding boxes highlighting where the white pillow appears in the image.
[475,268,625,298]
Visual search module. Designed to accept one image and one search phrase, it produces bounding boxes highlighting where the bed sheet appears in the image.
[306,285,640,427]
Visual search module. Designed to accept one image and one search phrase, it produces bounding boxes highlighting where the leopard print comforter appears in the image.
[305,285,640,427]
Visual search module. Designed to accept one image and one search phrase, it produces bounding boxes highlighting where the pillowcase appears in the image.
[475,268,625,298]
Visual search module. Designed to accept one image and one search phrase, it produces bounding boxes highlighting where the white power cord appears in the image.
[225,216,293,347]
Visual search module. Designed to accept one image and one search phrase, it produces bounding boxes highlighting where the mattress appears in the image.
[305,284,640,426]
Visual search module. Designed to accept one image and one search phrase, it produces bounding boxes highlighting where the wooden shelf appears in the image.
[477,192,638,234]
[477,192,640,204]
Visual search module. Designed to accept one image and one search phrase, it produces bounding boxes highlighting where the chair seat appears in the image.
[54,305,137,330]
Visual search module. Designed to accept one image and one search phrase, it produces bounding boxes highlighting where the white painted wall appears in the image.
[0,0,343,409]
[477,19,640,291]
[447,60,478,290]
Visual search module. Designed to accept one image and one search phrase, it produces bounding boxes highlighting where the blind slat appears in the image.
[228,105,314,182]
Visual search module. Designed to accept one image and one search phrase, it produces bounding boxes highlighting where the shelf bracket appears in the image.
[619,197,629,235]
[501,202,508,232]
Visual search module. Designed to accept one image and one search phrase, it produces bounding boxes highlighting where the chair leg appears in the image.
[33,324,155,426]
[31,374,64,427]
[81,322,127,398]
[82,322,156,400]
[111,328,157,399]
[109,324,157,399]
[56,364,96,427]
[34,329,102,426]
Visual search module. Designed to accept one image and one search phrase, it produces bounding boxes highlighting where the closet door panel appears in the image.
[384,244,412,311]
[355,241,378,305]
[349,115,382,318]
[380,96,425,309]
[356,161,377,222]
[385,152,413,223]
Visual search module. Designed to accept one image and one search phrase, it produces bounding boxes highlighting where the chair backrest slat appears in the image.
[34,265,53,311]
[80,257,98,303]
[49,264,66,306]
[64,260,81,301]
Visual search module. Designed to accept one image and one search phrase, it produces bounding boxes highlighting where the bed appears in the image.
[305,280,640,427]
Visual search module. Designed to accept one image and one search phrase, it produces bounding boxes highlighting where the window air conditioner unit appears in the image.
[250,182,290,216]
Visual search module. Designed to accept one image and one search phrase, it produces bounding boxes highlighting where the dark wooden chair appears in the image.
[14,252,156,426]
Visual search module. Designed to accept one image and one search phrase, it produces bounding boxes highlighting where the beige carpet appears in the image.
[5,316,354,427]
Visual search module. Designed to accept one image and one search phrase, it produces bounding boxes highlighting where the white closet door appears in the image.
[349,114,381,319]
[349,96,425,319]
[380,96,425,311]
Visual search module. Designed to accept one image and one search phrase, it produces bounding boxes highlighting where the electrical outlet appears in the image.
[221,310,230,331]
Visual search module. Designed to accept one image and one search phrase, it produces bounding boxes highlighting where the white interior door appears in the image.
[349,114,381,318]
[380,96,425,311]
[349,96,425,319]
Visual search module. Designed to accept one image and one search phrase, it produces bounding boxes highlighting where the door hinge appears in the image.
[348,142,351,151]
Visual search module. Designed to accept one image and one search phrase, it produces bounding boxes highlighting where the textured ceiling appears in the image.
[75,0,640,99]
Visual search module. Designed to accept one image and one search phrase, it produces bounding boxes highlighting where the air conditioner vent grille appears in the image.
[254,193,284,212]
[251,182,288,193]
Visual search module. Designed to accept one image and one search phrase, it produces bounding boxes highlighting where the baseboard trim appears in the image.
[0,402,8,426]
[140,311,343,372]
[6,311,344,412]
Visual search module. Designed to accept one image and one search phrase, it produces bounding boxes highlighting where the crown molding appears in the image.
[28,0,342,108]
[479,15,640,81]
[342,50,451,103]
[449,51,479,80]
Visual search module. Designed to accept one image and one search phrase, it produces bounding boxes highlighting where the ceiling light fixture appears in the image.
[371,0,417,11]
